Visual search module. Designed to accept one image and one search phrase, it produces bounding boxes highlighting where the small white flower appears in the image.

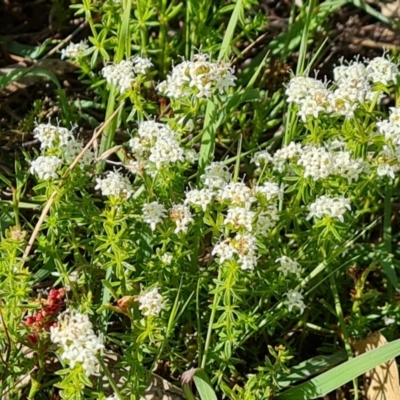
[212,239,237,263]
[285,290,305,314]
[201,162,231,189]
[377,162,397,179]
[297,146,334,181]
[138,287,165,316]
[185,188,214,211]
[254,182,282,201]
[297,88,331,121]
[132,56,153,74]
[224,207,254,232]
[33,123,74,149]
[138,120,176,141]
[161,253,173,265]
[333,60,369,89]
[276,256,301,278]
[184,148,198,164]
[383,316,396,326]
[329,90,360,119]
[285,76,326,104]
[233,233,257,256]
[331,150,364,183]
[61,140,94,167]
[157,52,236,99]
[272,142,303,172]
[238,254,257,271]
[30,156,62,180]
[60,40,89,60]
[251,150,273,167]
[142,201,167,231]
[149,137,185,168]
[255,206,280,234]
[366,56,399,86]
[218,182,256,208]
[169,204,194,234]
[50,311,104,376]
[308,195,351,222]
[102,59,136,94]
[95,170,132,198]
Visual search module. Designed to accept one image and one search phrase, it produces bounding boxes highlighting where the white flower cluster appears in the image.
[60,140,95,166]
[34,123,74,149]
[286,55,399,121]
[142,201,195,234]
[212,233,258,271]
[102,57,153,94]
[276,256,301,278]
[157,52,236,99]
[200,162,231,189]
[95,170,133,199]
[30,155,62,180]
[218,182,256,208]
[376,106,400,178]
[169,204,194,234]
[161,252,173,265]
[252,143,365,183]
[31,123,94,177]
[142,201,167,231]
[308,195,351,222]
[128,121,195,172]
[185,163,282,271]
[50,311,104,376]
[285,290,306,314]
[185,188,215,212]
[60,40,89,60]
[138,287,165,316]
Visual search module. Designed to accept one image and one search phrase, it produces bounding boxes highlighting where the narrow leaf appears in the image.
[276,338,400,399]
[218,0,243,61]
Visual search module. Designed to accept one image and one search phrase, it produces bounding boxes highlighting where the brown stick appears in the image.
[22,104,124,263]
[43,21,88,59]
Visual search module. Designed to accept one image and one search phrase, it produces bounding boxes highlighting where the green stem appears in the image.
[329,273,358,399]
[99,358,124,399]
[97,89,119,173]
[201,267,222,369]
[383,183,394,299]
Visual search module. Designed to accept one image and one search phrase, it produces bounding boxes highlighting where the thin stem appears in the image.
[99,358,124,399]
[201,267,222,369]
[383,183,394,299]
[329,273,358,399]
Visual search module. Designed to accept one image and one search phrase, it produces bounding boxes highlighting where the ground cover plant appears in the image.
[2,0,400,399]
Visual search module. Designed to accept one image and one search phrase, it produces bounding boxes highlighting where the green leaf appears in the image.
[0,68,28,91]
[116,0,132,62]
[0,36,50,59]
[218,0,243,61]
[277,350,347,389]
[182,368,217,400]
[193,369,218,400]
[198,100,217,176]
[276,338,400,399]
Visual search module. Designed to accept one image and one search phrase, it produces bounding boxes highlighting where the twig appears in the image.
[1,367,36,397]
[43,21,88,59]
[350,37,399,51]
[22,104,124,263]
[232,32,269,65]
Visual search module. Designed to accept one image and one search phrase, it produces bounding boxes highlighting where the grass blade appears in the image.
[218,0,243,61]
[276,338,400,399]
